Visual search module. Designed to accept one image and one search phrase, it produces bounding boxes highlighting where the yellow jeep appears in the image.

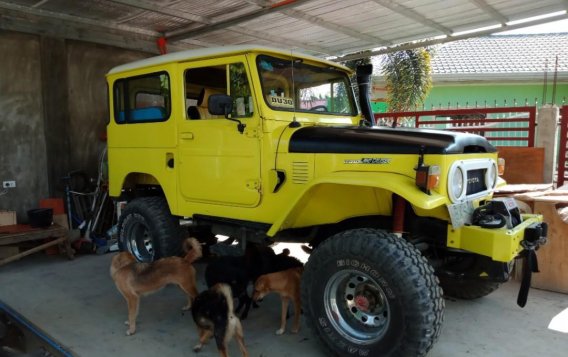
[106,46,547,357]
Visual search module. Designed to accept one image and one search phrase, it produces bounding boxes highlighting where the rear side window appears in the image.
[113,72,171,124]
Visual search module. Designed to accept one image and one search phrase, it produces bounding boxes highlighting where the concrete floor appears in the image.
[0,247,567,357]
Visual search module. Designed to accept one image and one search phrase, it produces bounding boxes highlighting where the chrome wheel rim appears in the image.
[324,269,390,344]
[127,221,154,262]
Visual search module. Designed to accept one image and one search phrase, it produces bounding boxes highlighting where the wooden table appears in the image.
[0,224,74,266]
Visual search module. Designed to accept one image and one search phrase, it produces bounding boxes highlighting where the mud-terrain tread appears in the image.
[301,228,444,357]
[118,196,182,260]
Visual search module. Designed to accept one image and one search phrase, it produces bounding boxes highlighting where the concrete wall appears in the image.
[0,31,49,222]
[66,41,149,178]
[0,30,149,222]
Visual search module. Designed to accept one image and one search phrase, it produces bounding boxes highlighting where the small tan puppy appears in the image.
[252,267,303,335]
[110,238,202,336]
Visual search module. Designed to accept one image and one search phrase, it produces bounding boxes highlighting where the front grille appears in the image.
[466,169,486,195]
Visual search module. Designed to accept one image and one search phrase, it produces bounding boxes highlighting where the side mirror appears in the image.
[208,94,246,134]
[208,94,233,117]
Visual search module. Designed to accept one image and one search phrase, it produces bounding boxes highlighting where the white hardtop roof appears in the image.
[107,45,351,75]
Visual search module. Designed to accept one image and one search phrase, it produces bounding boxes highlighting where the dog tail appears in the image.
[183,237,203,263]
[214,283,235,314]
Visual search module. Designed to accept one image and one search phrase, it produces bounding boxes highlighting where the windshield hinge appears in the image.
[245,127,261,138]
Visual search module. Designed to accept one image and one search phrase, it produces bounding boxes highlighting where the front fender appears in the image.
[266,171,448,236]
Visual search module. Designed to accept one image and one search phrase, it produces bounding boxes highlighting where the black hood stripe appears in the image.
[288,126,496,155]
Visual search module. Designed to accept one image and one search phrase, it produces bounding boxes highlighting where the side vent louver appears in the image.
[292,161,310,184]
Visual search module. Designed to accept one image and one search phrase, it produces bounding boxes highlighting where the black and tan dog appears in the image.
[205,243,303,320]
[253,267,303,335]
[191,283,248,357]
[110,238,202,336]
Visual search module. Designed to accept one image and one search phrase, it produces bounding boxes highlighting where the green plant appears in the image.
[382,48,432,112]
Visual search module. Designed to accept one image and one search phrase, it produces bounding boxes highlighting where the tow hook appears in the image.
[517,222,548,307]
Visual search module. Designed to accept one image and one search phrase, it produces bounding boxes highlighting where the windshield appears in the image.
[257,55,357,116]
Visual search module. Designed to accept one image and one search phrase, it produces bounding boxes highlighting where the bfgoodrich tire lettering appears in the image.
[118,196,182,262]
[302,229,444,357]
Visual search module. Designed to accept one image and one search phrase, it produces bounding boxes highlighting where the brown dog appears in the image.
[110,238,202,336]
[192,283,248,357]
[252,267,303,335]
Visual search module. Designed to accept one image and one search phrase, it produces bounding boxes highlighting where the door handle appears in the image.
[180,132,194,140]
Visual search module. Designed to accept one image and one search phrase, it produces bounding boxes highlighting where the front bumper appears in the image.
[446,214,546,263]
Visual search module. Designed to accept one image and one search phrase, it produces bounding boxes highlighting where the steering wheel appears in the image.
[309,105,328,112]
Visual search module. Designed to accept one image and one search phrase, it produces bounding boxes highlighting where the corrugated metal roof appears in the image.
[0,0,567,59]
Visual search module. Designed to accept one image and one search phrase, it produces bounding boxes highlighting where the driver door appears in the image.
[177,56,261,207]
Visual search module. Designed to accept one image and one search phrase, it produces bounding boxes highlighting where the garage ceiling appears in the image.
[1,0,567,60]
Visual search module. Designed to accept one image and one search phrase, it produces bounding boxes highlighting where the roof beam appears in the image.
[246,0,390,46]
[165,0,312,42]
[277,8,390,46]
[335,12,568,62]
[0,1,158,37]
[106,0,212,25]
[370,0,452,35]
[230,26,334,55]
[469,0,508,24]
[0,9,166,54]
[32,0,50,8]
[0,1,213,53]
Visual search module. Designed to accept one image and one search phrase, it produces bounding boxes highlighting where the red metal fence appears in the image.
[374,106,537,147]
[557,106,568,187]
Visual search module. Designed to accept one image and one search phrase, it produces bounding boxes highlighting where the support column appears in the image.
[536,105,560,184]
[40,36,71,197]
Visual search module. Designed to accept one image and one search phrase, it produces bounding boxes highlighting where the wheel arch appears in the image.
[267,172,448,237]
[110,171,178,214]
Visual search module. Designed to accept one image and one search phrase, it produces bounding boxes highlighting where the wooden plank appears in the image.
[0,236,67,267]
[0,224,74,265]
[531,201,568,294]
[0,225,67,245]
[497,146,545,184]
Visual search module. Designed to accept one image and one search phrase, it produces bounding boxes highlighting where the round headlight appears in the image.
[487,162,497,188]
[451,167,465,200]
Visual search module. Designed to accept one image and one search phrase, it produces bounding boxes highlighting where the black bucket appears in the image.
[27,208,53,228]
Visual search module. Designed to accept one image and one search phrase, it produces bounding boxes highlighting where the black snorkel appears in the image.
[356,64,375,127]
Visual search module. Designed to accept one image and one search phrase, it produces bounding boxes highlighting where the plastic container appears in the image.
[27,208,53,228]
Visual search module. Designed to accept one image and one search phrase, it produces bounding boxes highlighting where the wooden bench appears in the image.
[0,224,74,267]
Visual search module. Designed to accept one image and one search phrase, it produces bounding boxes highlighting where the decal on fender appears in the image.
[344,158,391,164]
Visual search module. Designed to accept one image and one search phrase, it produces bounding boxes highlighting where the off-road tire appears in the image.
[118,196,182,262]
[439,278,500,299]
[302,228,444,357]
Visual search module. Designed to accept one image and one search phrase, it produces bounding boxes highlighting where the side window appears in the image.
[185,62,253,120]
[113,72,170,124]
[229,63,253,118]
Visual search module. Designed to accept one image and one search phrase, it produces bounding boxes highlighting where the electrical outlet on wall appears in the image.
[2,181,16,188]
